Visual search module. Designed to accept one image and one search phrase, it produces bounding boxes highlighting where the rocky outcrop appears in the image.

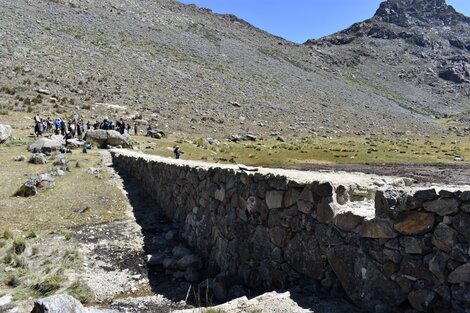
[0,124,12,143]
[374,0,470,27]
[85,130,131,148]
[112,150,470,312]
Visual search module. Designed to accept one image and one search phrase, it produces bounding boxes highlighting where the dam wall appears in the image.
[111,149,470,313]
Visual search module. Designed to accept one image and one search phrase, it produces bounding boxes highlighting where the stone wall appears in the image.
[111,150,470,313]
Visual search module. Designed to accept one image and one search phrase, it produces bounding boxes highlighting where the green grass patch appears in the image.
[138,135,470,168]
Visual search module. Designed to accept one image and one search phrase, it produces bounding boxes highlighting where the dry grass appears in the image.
[0,112,128,305]
[0,144,128,235]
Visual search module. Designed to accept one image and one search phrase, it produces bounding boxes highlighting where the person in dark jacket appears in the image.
[174,145,181,159]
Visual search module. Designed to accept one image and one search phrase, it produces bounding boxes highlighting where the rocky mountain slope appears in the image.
[306,0,470,128]
[0,0,468,139]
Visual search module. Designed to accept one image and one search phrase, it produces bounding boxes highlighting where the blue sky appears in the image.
[178,0,470,43]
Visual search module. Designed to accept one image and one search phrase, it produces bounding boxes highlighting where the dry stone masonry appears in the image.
[111,149,470,313]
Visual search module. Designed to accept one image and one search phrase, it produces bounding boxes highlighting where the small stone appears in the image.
[298,186,314,202]
[315,199,339,224]
[335,185,349,205]
[314,182,334,197]
[29,153,48,165]
[434,284,451,302]
[297,200,313,214]
[383,248,402,263]
[448,263,470,284]
[428,252,449,283]
[375,189,399,218]
[214,187,225,202]
[265,190,284,209]
[333,211,365,232]
[432,223,457,252]
[408,290,436,312]
[400,236,430,254]
[451,284,470,305]
[452,213,470,241]
[423,198,460,216]
[413,189,438,202]
[450,244,469,263]
[87,167,101,175]
[393,212,435,235]
[13,155,27,162]
[268,226,287,247]
[359,218,397,238]
[283,188,300,207]
[439,190,456,198]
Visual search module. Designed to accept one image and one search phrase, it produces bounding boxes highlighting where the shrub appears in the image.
[3,229,13,239]
[31,274,64,296]
[13,237,26,254]
[4,273,21,287]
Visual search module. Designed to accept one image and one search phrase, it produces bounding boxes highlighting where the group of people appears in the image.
[33,113,184,159]
[34,114,88,139]
[33,114,139,139]
[92,117,137,135]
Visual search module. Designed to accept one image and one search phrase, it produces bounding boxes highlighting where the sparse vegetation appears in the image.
[32,274,65,296]
[66,280,95,304]
[12,237,26,254]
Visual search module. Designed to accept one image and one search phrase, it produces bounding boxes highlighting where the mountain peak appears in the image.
[374,0,470,26]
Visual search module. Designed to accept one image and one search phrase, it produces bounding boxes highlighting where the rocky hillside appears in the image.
[307,0,470,129]
[0,0,468,139]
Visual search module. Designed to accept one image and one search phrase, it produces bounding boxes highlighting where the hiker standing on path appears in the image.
[134,122,138,135]
[174,145,181,159]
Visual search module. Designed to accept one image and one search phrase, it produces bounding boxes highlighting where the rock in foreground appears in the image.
[31,294,86,313]
[0,124,12,143]
[16,173,55,197]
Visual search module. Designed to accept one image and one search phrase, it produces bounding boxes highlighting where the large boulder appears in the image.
[16,173,55,197]
[327,245,406,311]
[284,232,324,280]
[31,294,86,313]
[86,130,131,148]
[28,138,63,153]
[0,124,12,143]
